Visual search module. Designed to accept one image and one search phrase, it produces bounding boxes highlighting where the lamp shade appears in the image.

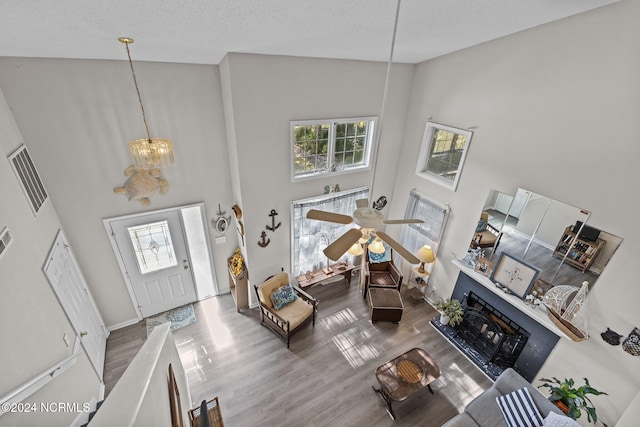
[416,245,435,264]
[369,237,386,254]
[348,243,364,256]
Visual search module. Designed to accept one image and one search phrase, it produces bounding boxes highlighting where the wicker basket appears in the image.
[188,397,224,427]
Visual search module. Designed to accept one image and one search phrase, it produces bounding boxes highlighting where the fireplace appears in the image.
[456,292,530,369]
[432,270,560,381]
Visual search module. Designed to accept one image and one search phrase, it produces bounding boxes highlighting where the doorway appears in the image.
[104,203,217,319]
[44,230,108,381]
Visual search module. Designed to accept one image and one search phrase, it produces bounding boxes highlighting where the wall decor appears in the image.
[622,327,640,356]
[490,252,540,299]
[113,165,169,206]
[323,184,341,194]
[213,204,231,234]
[372,196,387,210]
[601,328,623,346]
[266,209,281,232]
[237,220,245,246]
[258,231,270,247]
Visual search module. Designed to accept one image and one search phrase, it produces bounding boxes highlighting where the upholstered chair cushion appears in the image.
[257,271,289,309]
[276,298,314,330]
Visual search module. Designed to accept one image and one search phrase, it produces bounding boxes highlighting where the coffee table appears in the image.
[372,347,441,419]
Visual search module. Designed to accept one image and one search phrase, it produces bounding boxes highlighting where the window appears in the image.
[291,117,376,180]
[415,122,473,191]
[291,187,369,275]
[394,190,450,270]
[127,220,177,274]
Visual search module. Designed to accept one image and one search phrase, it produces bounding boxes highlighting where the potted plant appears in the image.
[538,376,608,426]
[434,298,464,326]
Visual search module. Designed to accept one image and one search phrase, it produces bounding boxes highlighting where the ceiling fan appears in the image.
[306,198,423,264]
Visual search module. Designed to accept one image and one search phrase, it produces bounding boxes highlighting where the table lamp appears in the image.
[415,245,435,274]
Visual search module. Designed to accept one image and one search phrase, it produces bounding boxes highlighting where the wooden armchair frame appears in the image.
[363,258,403,298]
[254,272,318,348]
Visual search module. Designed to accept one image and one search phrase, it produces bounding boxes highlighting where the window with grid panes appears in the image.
[291,117,375,180]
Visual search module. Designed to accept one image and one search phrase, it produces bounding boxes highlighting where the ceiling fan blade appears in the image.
[324,228,363,261]
[375,230,421,264]
[355,198,369,208]
[383,219,425,224]
[306,209,353,224]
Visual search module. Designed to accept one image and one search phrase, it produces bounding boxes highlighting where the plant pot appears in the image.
[439,313,450,326]
[554,400,569,415]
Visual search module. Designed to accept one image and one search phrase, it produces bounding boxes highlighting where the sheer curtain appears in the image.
[291,187,369,276]
[394,189,450,269]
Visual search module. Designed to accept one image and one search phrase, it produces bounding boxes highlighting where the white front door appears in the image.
[44,230,108,381]
[108,210,197,318]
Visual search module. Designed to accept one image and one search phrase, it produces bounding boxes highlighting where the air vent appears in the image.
[0,227,12,259]
[8,144,48,215]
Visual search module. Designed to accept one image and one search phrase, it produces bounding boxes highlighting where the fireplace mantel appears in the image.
[445,259,563,381]
[451,258,565,338]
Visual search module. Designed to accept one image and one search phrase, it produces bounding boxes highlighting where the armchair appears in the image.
[363,253,403,298]
[254,271,317,348]
[471,211,502,249]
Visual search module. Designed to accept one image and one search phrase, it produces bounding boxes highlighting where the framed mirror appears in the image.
[470,188,623,290]
[415,122,473,191]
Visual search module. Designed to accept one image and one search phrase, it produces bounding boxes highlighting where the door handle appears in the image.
[183,259,189,270]
[80,331,88,337]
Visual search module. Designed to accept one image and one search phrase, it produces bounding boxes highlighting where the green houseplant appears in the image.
[538,376,608,426]
[434,298,464,326]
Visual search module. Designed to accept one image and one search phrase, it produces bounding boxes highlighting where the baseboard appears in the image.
[107,318,140,331]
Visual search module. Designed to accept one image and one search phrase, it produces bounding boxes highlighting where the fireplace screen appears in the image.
[456,292,530,369]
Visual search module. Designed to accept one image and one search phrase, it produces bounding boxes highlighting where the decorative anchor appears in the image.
[258,231,271,247]
[266,209,281,232]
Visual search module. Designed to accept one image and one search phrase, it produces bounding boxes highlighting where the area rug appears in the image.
[146,303,197,336]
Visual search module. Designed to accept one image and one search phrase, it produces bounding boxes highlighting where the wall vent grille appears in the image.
[0,227,12,259]
[8,144,48,215]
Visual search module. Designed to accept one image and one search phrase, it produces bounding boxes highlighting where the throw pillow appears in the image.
[270,283,297,310]
[543,412,581,427]
[496,387,544,427]
[476,219,488,232]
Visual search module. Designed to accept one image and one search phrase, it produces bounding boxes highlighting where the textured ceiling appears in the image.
[0,0,619,64]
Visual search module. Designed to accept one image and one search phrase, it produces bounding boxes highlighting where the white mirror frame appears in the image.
[415,121,473,191]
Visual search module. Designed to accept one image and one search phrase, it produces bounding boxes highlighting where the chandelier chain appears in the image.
[123,41,152,143]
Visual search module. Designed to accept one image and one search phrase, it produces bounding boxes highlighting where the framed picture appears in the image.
[490,252,540,298]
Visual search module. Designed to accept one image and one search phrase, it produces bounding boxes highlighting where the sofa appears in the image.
[442,368,564,426]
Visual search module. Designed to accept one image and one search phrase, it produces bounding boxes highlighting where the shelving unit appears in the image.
[227,261,248,312]
[553,226,605,272]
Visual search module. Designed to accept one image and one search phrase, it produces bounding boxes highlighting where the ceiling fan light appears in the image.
[348,243,364,256]
[369,238,386,254]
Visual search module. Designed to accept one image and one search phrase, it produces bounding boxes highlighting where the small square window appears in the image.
[415,122,473,191]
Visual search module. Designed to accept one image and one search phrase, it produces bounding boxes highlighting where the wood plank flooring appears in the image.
[103,277,493,426]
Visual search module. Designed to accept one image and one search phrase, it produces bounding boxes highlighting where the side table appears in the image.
[404,267,430,301]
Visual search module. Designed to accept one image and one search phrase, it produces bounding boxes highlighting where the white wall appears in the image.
[220,53,415,290]
[390,0,639,424]
[0,58,236,327]
[0,89,101,426]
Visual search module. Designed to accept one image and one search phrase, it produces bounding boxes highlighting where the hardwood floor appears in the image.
[103,277,493,426]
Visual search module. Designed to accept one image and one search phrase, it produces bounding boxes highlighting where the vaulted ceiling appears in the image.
[0,0,619,64]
